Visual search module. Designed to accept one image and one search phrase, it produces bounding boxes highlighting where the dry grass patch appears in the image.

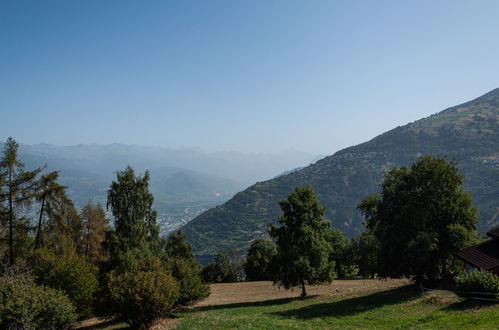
[196,278,409,307]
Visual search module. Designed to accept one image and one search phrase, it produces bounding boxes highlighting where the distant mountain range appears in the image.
[15,143,317,233]
[182,88,499,261]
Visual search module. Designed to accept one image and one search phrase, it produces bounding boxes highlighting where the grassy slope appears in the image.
[177,285,498,329]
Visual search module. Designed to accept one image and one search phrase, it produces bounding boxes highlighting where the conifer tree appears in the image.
[270,185,335,297]
[80,201,109,262]
[34,171,66,250]
[0,138,42,264]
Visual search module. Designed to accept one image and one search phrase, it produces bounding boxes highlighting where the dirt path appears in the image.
[196,278,410,307]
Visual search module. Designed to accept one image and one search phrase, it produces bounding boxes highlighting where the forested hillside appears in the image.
[183,88,499,260]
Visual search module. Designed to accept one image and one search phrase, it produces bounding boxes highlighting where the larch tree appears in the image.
[0,137,42,264]
[80,201,109,263]
[270,185,335,297]
[34,171,66,250]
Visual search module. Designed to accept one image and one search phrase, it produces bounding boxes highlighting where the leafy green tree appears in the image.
[165,230,194,260]
[0,264,76,329]
[270,185,335,297]
[164,231,210,305]
[358,156,477,283]
[107,258,179,329]
[104,166,162,266]
[29,249,99,318]
[201,250,244,283]
[34,171,66,250]
[244,239,277,281]
[328,229,356,278]
[350,231,379,278]
[0,137,42,264]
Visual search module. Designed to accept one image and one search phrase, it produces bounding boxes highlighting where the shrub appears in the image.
[29,250,99,318]
[244,239,277,281]
[455,269,499,299]
[0,266,76,329]
[201,263,221,283]
[166,258,210,305]
[107,269,180,328]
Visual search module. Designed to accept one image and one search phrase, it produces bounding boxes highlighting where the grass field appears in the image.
[77,279,498,329]
[176,280,499,329]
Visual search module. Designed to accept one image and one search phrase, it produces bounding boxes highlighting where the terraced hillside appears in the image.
[183,88,499,261]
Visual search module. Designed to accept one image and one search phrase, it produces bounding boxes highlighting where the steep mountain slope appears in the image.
[183,88,499,260]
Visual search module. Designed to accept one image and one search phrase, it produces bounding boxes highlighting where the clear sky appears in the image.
[1,0,498,154]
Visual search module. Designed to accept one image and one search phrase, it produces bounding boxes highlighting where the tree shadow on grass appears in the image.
[192,296,316,312]
[75,318,131,330]
[270,285,418,320]
[444,298,498,311]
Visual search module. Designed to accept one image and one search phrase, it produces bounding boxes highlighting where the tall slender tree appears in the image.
[0,137,42,264]
[105,166,162,265]
[44,196,82,255]
[80,201,109,262]
[34,171,66,250]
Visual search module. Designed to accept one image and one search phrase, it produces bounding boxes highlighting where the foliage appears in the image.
[164,231,210,305]
[166,257,210,305]
[0,264,76,329]
[201,250,244,283]
[105,166,163,268]
[358,156,477,282]
[28,249,99,317]
[244,239,277,281]
[270,185,335,296]
[201,263,220,283]
[107,265,180,329]
[34,171,66,250]
[350,231,379,278]
[43,197,83,255]
[455,269,499,298]
[0,137,42,264]
[328,229,357,278]
[80,200,109,263]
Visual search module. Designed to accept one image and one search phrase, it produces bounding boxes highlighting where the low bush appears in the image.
[0,266,76,329]
[167,258,210,305]
[107,268,180,328]
[454,269,499,298]
[29,249,99,317]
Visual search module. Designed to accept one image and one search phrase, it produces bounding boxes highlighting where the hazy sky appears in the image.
[1,0,498,154]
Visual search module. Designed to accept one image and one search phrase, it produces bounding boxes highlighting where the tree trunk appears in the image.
[300,279,307,297]
[8,171,14,265]
[34,194,46,250]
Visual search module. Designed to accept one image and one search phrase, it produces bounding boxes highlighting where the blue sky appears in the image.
[1,0,498,154]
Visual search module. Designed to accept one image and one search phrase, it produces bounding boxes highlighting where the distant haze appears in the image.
[1,1,499,154]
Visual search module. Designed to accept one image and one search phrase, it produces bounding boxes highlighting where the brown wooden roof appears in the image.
[455,238,499,271]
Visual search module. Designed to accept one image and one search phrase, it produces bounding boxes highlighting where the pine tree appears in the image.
[270,185,335,297]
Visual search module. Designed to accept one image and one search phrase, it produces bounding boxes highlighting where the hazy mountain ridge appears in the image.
[13,143,316,233]
[182,88,499,259]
